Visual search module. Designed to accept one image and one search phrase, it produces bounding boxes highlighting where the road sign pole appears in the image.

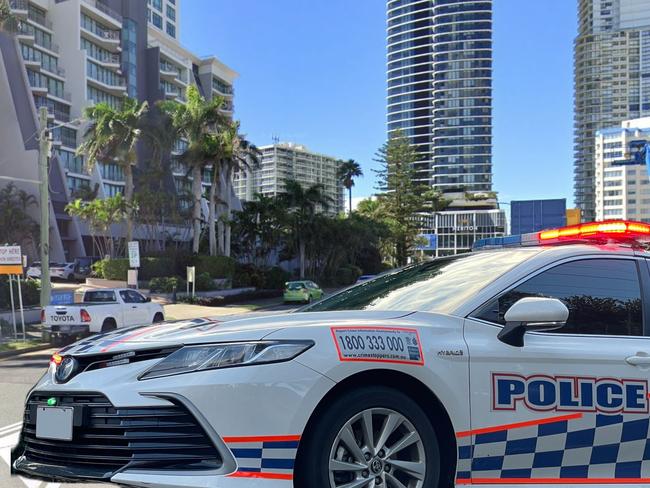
[38,107,51,307]
[16,274,26,341]
[8,275,17,339]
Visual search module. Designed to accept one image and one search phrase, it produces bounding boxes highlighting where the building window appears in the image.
[152,0,162,11]
[152,12,162,28]
[166,4,175,21]
[166,21,175,38]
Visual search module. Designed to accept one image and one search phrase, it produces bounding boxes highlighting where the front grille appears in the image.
[18,392,222,480]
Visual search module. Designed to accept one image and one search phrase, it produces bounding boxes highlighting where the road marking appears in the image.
[0,425,60,488]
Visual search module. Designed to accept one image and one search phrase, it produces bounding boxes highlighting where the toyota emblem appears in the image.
[55,357,78,383]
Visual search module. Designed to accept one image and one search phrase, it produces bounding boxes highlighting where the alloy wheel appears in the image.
[328,408,426,488]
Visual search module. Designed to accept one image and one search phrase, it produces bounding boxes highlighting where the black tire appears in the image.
[101,319,117,333]
[153,312,164,323]
[296,386,440,488]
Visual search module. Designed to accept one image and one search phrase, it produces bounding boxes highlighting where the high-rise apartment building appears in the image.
[594,117,650,222]
[147,0,178,39]
[233,142,345,216]
[574,0,650,221]
[386,0,493,199]
[0,0,236,261]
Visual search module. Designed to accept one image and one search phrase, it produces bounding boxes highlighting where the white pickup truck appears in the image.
[41,288,165,344]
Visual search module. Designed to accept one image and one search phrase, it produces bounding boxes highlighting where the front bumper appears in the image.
[12,355,335,487]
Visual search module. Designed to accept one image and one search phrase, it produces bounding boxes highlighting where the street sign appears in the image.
[127,269,138,289]
[0,245,22,275]
[416,234,437,251]
[186,266,196,283]
[128,241,140,268]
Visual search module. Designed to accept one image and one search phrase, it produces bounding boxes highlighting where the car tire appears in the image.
[296,386,440,488]
[153,312,164,323]
[101,319,117,333]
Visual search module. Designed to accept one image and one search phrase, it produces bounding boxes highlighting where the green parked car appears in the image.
[283,280,324,304]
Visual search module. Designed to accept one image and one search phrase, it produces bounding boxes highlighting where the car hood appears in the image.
[58,310,414,356]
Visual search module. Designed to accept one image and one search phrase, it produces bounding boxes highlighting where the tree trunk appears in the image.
[191,164,203,254]
[208,167,217,256]
[224,167,233,257]
[299,238,305,278]
[348,187,352,215]
[124,164,134,245]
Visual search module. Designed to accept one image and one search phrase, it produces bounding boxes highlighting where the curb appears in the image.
[0,344,52,360]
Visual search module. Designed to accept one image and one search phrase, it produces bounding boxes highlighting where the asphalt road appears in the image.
[0,349,103,488]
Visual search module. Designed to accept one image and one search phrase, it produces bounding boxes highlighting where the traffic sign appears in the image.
[0,246,22,275]
[128,241,140,268]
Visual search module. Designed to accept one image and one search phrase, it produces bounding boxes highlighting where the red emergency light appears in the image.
[539,220,650,244]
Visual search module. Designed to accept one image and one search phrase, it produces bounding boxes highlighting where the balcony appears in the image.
[27,10,52,31]
[90,51,120,66]
[80,22,121,51]
[16,22,35,42]
[82,0,123,25]
[9,0,27,15]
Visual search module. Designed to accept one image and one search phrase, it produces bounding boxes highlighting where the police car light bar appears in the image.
[538,220,650,243]
[472,220,650,251]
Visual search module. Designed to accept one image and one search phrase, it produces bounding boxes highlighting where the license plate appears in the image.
[36,406,74,441]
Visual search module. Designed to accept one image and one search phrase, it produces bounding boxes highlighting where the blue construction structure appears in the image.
[510,199,567,236]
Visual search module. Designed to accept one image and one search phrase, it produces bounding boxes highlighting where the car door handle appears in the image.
[626,355,650,366]
[131,306,137,309]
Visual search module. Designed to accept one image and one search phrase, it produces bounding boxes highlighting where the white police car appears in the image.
[12,220,650,487]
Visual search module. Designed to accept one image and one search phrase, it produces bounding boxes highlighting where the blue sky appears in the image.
[181,0,577,205]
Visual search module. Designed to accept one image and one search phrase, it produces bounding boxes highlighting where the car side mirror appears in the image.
[145,296,151,302]
[497,297,569,347]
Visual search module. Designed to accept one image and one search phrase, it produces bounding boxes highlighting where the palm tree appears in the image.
[280,179,333,278]
[77,97,149,244]
[158,85,228,253]
[337,159,363,214]
[216,122,260,257]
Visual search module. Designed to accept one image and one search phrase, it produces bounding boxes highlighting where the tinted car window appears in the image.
[303,249,539,314]
[475,259,643,336]
[287,283,305,290]
[84,291,116,303]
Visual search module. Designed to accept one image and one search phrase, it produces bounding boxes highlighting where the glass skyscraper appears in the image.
[387,0,493,197]
[574,0,650,222]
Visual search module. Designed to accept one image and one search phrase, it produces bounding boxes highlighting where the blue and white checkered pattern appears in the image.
[228,439,299,476]
[457,414,650,481]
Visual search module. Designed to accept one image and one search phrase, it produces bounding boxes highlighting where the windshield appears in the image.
[287,282,306,290]
[302,249,540,314]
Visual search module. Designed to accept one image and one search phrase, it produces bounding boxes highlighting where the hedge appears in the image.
[192,255,236,279]
[94,257,177,281]
[335,264,363,286]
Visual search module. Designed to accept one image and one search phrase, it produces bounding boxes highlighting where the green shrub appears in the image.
[233,263,265,288]
[93,257,175,281]
[0,277,40,310]
[263,267,290,290]
[335,264,363,286]
[140,257,175,280]
[149,276,185,293]
[195,272,215,291]
[192,255,236,279]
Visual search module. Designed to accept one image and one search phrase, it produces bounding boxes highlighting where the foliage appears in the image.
[92,257,175,281]
[149,276,185,293]
[0,277,40,310]
[0,183,38,251]
[65,194,128,258]
[335,264,363,286]
[77,98,149,243]
[233,263,265,288]
[158,85,229,253]
[195,272,215,291]
[263,267,290,290]
[373,130,426,266]
[177,289,283,307]
[191,255,236,279]
[0,0,18,33]
[337,159,363,214]
[420,188,452,213]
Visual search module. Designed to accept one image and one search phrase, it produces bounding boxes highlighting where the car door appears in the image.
[119,290,148,326]
[462,256,650,484]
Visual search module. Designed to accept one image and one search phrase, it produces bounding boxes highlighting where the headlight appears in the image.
[139,340,314,380]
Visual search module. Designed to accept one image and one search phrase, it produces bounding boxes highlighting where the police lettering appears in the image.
[492,373,648,414]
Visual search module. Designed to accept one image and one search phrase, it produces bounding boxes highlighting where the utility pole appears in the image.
[38,106,51,307]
